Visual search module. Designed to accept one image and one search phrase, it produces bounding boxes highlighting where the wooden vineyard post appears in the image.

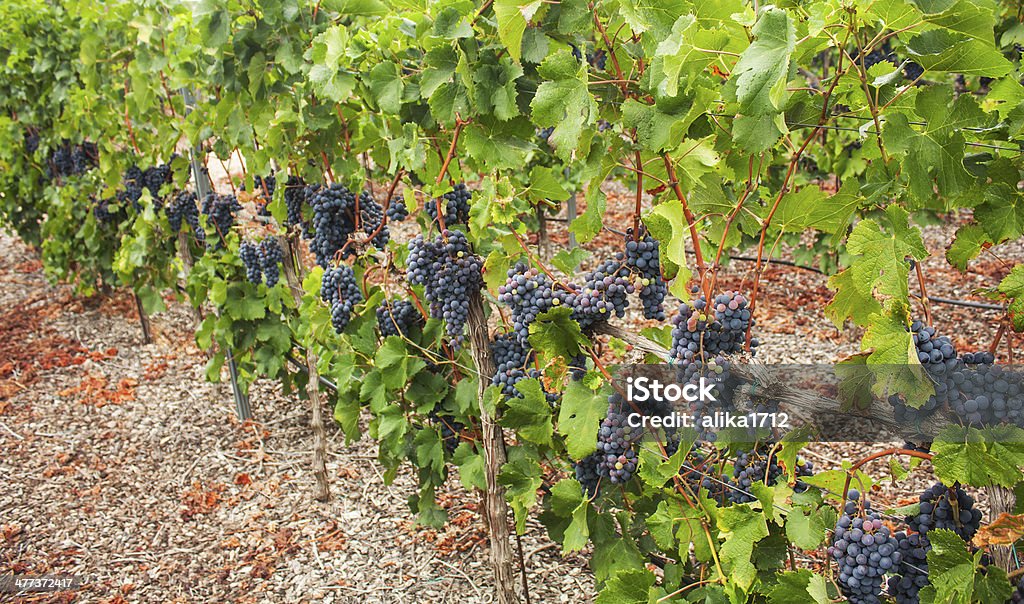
[133,292,152,344]
[180,86,251,421]
[278,233,331,502]
[466,290,521,604]
[987,487,1016,570]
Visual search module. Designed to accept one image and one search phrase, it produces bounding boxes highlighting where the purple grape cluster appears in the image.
[49,140,97,178]
[426,183,471,227]
[386,197,408,222]
[429,409,464,455]
[952,362,1024,427]
[166,191,204,243]
[201,193,243,248]
[306,184,389,266]
[670,290,757,364]
[376,299,423,339]
[406,229,483,348]
[623,229,667,320]
[320,265,362,333]
[726,446,813,504]
[240,239,283,286]
[887,532,929,604]
[306,184,359,266]
[829,490,903,604]
[240,241,262,284]
[573,455,601,497]
[906,482,980,541]
[889,322,959,423]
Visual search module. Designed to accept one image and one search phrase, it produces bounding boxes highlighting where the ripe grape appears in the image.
[573,454,602,497]
[166,191,204,243]
[376,299,423,339]
[906,482,981,541]
[320,265,362,334]
[829,491,902,604]
[623,228,667,320]
[726,446,814,504]
[406,229,483,347]
[306,184,358,266]
[386,197,408,222]
[258,239,283,287]
[240,241,262,284]
[200,193,243,248]
[425,183,471,227]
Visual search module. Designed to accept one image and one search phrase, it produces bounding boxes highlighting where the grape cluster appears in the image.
[406,229,483,347]
[200,193,243,247]
[23,128,39,155]
[357,190,390,249]
[906,482,981,541]
[623,229,667,320]
[143,161,174,200]
[92,197,124,224]
[829,490,903,604]
[49,140,97,177]
[573,454,601,497]
[587,49,607,71]
[258,239,283,287]
[386,197,408,222]
[376,299,423,339]
[1011,577,1024,603]
[670,290,757,364]
[426,183,471,226]
[240,241,262,284]
[595,403,640,485]
[887,532,930,604]
[726,447,814,504]
[489,333,558,403]
[953,362,1024,427]
[498,263,558,343]
[307,184,358,266]
[679,448,729,502]
[166,191,204,242]
[320,265,362,334]
[282,176,307,228]
[430,409,464,455]
[889,322,959,423]
[239,239,284,286]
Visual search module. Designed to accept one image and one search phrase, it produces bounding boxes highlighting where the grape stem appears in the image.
[841,447,933,500]
[661,153,709,299]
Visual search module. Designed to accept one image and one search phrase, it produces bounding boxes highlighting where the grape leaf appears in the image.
[558,380,607,460]
[767,570,829,604]
[999,265,1024,331]
[530,50,597,161]
[502,378,554,446]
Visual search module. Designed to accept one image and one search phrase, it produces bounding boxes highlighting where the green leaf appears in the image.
[558,380,608,460]
[998,264,1024,332]
[768,570,830,604]
[368,62,404,114]
[549,479,590,551]
[729,7,795,115]
[785,505,830,550]
[523,166,568,203]
[529,306,591,360]
[530,50,596,161]
[718,505,770,590]
[321,0,387,15]
[552,248,589,275]
[924,529,980,603]
[501,378,554,446]
[453,442,487,491]
[931,425,1024,487]
[946,224,992,270]
[499,449,543,533]
[595,569,657,604]
[308,26,356,103]
[906,29,1013,76]
[433,6,474,39]
[494,0,543,62]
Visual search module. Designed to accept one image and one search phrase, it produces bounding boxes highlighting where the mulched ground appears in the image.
[1,181,1020,603]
